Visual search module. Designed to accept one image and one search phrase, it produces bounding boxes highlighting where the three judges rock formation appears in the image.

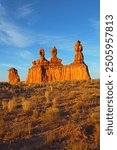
[25,40,91,83]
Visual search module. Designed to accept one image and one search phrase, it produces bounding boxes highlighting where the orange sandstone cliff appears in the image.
[25,40,91,83]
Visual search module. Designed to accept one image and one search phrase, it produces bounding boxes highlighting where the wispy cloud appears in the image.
[15,50,34,59]
[87,61,100,78]
[0,3,75,49]
[84,46,100,57]
[0,63,27,70]
[0,3,32,47]
[17,3,34,18]
[0,2,78,50]
[0,2,100,59]
[89,19,100,31]
[34,34,77,51]
[0,20,31,47]
[0,3,6,16]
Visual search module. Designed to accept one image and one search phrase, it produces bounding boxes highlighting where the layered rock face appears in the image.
[8,68,20,84]
[26,40,91,83]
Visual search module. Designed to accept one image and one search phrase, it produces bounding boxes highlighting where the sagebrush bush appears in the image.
[94,123,100,144]
[43,107,59,123]
[68,142,81,150]
[22,100,31,112]
[2,99,8,110]
[28,122,32,135]
[0,116,5,138]
[46,132,56,145]
[52,98,58,107]
[72,101,83,113]
[8,100,16,112]
[50,85,53,92]
[45,91,50,104]
[32,108,40,118]
[71,112,79,122]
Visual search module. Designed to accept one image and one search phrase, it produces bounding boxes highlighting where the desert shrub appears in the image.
[28,122,32,135]
[8,100,16,112]
[32,108,40,118]
[0,116,5,139]
[52,98,58,107]
[68,142,81,150]
[71,112,79,122]
[37,96,46,103]
[70,91,78,95]
[45,91,50,103]
[2,99,8,110]
[42,107,59,123]
[89,111,99,122]
[72,101,83,113]
[82,124,95,138]
[94,123,100,144]
[50,85,53,92]
[12,124,22,138]
[75,101,83,109]
[46,132,56,146]
[22,100,31,112]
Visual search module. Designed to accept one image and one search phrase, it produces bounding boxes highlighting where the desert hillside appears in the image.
[0,79,100,150]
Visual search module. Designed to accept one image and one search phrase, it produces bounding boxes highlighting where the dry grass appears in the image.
[22,100,31,112]
[8,99,16,112]
[32,108,40,119]
[2,99,8,110]
[45,132,56,146]
[0,79,100,150]
[42,106,60,123]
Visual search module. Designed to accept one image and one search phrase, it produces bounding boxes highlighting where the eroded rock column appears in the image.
[8,68,20,84]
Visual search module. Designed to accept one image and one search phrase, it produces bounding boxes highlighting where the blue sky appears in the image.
[0,0,100,81]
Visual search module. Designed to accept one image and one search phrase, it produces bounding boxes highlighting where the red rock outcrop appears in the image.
[25,40,91,83]
[50,47,62,65]
[36,48,49,66]
[73,40,84,64]
[8,68,20,84]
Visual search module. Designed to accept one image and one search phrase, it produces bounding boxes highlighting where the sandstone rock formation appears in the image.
[36,48,49,66]
[50,47,62,65]
[26,40,91,83]
[8,68,20,84]
[73,40,84,64]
